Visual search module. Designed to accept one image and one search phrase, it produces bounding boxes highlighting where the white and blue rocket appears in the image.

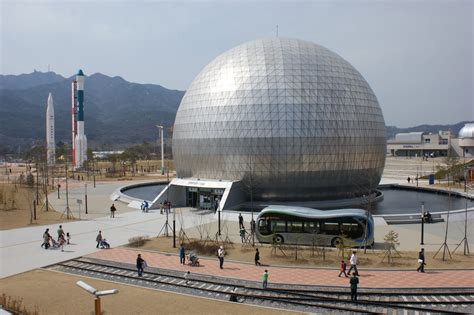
[74,69,87,168]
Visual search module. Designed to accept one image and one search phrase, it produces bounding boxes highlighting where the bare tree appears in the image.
[240,158,261,247]
[453,182,471,256]
[382,230,401,264]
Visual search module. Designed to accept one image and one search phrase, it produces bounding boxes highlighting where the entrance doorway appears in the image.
[187,188,198,207]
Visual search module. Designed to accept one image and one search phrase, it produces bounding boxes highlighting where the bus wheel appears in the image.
[331,237,343,247]
[274,235,284,244]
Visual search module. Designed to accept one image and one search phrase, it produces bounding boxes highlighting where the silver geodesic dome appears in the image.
[172,38,386,201]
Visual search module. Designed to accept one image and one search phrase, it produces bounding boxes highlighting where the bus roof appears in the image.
[259,205,368,220]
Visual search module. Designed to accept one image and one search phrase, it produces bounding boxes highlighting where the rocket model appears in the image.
[71,78,77,167]
[73,69,87,169]
[46,93,55,165]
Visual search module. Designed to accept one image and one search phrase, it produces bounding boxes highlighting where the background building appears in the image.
[387,122,474,158]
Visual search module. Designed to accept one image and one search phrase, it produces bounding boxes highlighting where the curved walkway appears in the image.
[87,247,474,289]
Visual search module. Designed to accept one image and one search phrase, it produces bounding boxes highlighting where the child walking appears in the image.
[338,260,348,277]
[184,271,190,285]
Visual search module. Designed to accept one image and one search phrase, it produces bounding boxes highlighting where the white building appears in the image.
[387,123,474,158]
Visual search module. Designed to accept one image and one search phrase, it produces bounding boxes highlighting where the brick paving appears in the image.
[87,247,474,289]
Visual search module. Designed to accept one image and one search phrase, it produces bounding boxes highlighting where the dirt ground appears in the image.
[0,269,303,315]
[0,183,75,230]
[137,236,474,269]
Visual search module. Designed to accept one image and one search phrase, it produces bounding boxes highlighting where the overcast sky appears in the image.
[1,0,472,127]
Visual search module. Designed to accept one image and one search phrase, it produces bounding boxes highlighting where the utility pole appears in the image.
[93,159,96,188]
[36,161,39,205]
[85,183,88,214]
[420,201,425,245]
[156,125,164,175]
[173,207,176,248]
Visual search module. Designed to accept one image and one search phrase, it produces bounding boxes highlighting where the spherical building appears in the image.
[172,38,386,201]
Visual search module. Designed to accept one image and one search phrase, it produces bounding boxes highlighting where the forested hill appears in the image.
[0,71,184,152]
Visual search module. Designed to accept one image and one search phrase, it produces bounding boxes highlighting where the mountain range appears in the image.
[0,71,470,154]
[0,71,184,153]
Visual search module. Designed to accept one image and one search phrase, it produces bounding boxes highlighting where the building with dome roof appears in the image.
[455,123,474,158]
[387,123,474,159]
[152,38,386,210]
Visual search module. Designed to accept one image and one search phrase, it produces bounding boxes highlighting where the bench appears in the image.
[385,214,444,225]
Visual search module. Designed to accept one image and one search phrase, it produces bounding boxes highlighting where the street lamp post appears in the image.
[85,183,88,214]
[93,159,96,188]
[218,203,221,236]
[420,201,425,245]
[76,281,118,315]
[156,125,164,175]
[173,207,176,248]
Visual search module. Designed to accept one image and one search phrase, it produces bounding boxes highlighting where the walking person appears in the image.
[338,260,348,277]
[239,227,246,243]
[347,251,359,276]
[179,244,186,265]
[262,270,269,289]
[217,246,225,269]
[136,254,145,277]
[57,225,65,241]
[110,203,117,218]
[416,248,426,273]
[96,231,103,248]
[41,228,51,249]
[238,213,244,229]
[58,234,66,252]
[66,232,71,244]
[254,248,261,266]
[144,200,149,212]
[350,274,359,301]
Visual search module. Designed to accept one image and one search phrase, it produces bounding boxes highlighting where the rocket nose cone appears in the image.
[48,93,53,105]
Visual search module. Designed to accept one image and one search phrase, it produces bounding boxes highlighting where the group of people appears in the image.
[337,251,360,301]
[179,244,199,266]
[41,226,114,252]
[159,200,172,215]
[140,200,149,212]
[41,225,70,251]
[238,213,256,243]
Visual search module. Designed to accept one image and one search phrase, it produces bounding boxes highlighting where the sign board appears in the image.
[76,199,83,205]
[213,189,225,195]
[188,187,198,192]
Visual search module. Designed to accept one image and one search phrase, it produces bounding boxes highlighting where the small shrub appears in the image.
[128,235,150,247]
[0,293,39,315]
[185,240,221,256]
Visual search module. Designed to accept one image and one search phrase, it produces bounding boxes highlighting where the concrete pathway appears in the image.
[1,172,472,279]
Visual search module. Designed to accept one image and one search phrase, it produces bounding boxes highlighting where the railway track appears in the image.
[46,257,474,314]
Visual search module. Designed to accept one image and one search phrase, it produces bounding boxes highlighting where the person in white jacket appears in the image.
[347,251,359,276]
[218,246,225,269]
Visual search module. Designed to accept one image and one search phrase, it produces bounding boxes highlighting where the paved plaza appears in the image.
[88,247,474,289]
[1,158,473,291]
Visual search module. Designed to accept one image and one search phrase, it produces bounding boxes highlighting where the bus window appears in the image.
[288,221,303,233]
[321,222,340,235]
[258,219,271,236]
[303,221,320,233]
[270,220,286,233]
[341,222,364,238]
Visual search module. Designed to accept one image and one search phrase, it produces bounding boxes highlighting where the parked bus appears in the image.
[256,205,374,247]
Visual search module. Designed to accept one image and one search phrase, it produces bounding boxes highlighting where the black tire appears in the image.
[331,237,343,247]
[274,235,284,244]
